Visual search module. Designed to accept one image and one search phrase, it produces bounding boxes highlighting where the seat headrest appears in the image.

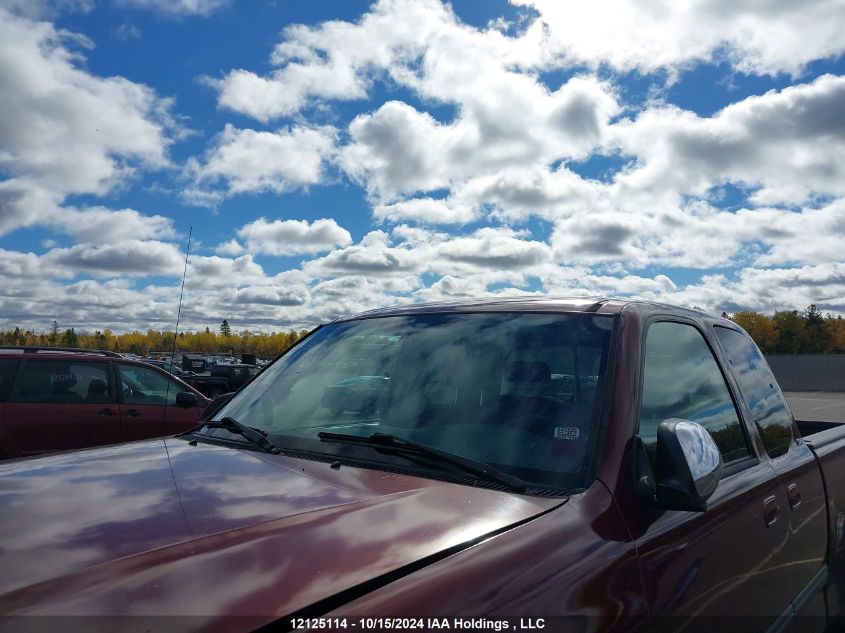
[87,378,108,395]
[505,361,551,383]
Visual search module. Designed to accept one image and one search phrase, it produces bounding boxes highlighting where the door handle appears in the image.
[787,483,802,510]
[763,495,781,527]
[126,409,141,417]
[98,408,116,417]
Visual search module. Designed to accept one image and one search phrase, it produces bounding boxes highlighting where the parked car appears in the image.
[0,347,211,458]
[183,362,260,398]
[2,299,845,633]
[142,359,197,377]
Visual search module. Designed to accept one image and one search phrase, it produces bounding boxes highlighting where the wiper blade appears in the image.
[318,431,527,492]
[197,416,281,455]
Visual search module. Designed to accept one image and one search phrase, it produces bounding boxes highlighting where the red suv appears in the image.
[0,347,211,458]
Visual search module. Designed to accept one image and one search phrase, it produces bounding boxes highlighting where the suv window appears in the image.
[0,358,19,400]
[119,363,182,405]
[12,359,112,404]
[714,326,794,458]
[639,321,751,465]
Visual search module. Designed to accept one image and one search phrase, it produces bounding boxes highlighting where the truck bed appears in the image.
[786,391,845,423]
[785,391,845,441]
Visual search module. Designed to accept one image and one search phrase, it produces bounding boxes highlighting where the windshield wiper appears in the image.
[317,431,528,492]
[193,416,281,455]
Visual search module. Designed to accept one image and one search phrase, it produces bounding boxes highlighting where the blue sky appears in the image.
[1,0,844,332]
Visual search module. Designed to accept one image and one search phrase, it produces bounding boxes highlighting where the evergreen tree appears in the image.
[803,304,828,354]
[220,319,232,337]
[48,320,60,346]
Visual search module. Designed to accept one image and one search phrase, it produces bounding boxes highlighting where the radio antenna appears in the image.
[163,226,192,410]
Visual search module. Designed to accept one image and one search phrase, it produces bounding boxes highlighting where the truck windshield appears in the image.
[212,312,615,490]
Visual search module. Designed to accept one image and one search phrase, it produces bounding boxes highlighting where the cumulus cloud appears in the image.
[0,8,178,234]
[116,0,231,17]
[186,124,336,204]
[517,0,845,76]
[234,218,352,256]
[43,241,184,277]
[49,207,177,243]
[4,0,845,331]
[611,74,845,206]
[213,0,465,121]
[437,227,551,270]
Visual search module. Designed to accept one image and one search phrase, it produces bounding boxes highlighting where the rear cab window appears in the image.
[713,326,794,458]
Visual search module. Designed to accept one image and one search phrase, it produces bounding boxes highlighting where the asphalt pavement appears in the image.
[784,391,845,423]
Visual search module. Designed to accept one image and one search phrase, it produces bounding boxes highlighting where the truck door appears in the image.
[634,320,795,632]
[714,325,828,624]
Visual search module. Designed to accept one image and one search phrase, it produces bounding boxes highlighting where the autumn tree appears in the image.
[729,311,778,353]
[772,310,807,354]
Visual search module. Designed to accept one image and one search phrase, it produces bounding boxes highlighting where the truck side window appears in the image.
[639,322,751,465]
[714,326,793,458]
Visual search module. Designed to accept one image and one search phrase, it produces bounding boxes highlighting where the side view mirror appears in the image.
[200,392,235,421]
[175,391,199,408]
[634,419,723,512]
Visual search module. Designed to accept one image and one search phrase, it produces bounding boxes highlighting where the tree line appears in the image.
[0,319,311,359]
[727,305,845,354]
[2,305,844,358]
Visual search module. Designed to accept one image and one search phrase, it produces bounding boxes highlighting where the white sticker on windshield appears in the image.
[554,426,580,440]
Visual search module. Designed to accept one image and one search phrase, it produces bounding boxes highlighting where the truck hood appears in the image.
[0,438,562,620]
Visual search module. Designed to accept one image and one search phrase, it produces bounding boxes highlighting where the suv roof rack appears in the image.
[0,346,123,358]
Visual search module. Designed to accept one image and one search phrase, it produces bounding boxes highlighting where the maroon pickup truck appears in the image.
[2,298,845,632]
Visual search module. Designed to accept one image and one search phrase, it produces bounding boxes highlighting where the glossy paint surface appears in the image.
[0,437,558,619]
[329,480,647,633]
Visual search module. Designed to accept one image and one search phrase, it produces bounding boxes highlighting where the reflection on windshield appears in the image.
[215,313,615,489]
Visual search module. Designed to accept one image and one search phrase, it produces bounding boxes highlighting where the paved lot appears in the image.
[784,391,845,422]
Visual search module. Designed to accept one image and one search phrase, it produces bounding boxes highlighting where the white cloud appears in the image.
[0,0,93,19]
[611,74,845,206]
[49,207,177,243]
[116,0,231,17]
[43,240,185,277]
[517,0,845,76]
[214,0,462,121]
[234,218,352,256]
[0,8,178,234]
[214,239,245,257]
[338,75,619,203]
[374,198,475,225]
[113,23,141,40]
[187,124,336,203]
[436,227,552,270]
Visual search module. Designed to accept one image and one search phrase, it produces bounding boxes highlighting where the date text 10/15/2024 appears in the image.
[290,618,547,631]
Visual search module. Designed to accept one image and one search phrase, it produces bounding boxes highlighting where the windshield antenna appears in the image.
[163,226,192,410]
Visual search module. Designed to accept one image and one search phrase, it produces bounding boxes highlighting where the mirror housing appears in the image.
[655,419,723,512]
[175,391,199,408]
[200,392,235,421]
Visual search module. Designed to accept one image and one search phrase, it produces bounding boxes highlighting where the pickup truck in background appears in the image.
[1,297,845,633]
[181,362,260,398]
